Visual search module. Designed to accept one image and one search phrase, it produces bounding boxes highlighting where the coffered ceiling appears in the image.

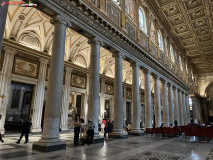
[148,0,213,74]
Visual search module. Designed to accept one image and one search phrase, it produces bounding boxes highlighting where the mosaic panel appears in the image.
[140,34,148,50]
[166,59,170,68]
[107,2,119,25]
[160,51,165,64]
[126,21,135,39]
[151,44,157,57]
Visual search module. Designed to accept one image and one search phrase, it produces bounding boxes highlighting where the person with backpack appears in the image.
[86,119,95,145]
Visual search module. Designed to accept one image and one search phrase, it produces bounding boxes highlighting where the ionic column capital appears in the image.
[161,78,167,84]
[65,66,72,72]
[130,61,139,67]
[88,37,103,45]
[3,46,17,55]
[50,15,71,27]
[151,73,160,79]
[112,51,124,59]
[39,58,49,65]
[142,68,150,74]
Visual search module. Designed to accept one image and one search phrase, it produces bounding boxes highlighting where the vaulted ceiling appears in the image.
[148,0,213,74]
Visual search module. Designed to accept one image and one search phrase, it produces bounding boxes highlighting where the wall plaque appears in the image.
[71,74,86,89]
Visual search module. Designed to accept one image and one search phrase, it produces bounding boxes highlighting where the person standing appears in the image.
[86,119,95,145]
[0,114,4,143]
[80,115,85,135]
[16,118,32,144]
[74,116,80,145]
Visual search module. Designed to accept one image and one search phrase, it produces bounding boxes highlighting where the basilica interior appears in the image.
[0,0,213,159]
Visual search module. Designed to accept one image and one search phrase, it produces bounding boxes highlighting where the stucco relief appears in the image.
[105,81,114,95]
[13,58,38,78]
[126,87,132,99]
[71,74,86,89]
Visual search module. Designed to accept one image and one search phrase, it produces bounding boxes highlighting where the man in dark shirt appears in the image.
[0,114,4,143]
[16,117,32,144]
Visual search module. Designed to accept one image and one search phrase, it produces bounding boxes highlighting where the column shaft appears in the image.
[31,58,48,133]
[129,63,143,135]
[144,70,152,128]
[178,90,183,125]
[0,47,16,134]
[39,16,68,143]
[60,66,72,131]
[174,87,179,125]
[168,84,174,126]
[162,80,169,127]
[109,53,127,138]
[153,75,161,128]
[87,38,101,135]
[0,0,9,54]
[182,92,187,125]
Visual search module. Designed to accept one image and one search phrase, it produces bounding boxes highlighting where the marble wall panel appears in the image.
[160,51,165,64]
[151,44,157,57]
[140,34,148,50]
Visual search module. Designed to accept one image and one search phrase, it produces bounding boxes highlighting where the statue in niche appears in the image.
[68,104,78,129]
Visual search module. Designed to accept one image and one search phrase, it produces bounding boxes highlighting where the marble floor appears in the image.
[0,132,212,160]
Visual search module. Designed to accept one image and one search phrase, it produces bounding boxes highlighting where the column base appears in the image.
[108,131,128,139]
[80,134,104,144]
[32,141,66,152]
[128,129,144,136]
[31,128,42,135]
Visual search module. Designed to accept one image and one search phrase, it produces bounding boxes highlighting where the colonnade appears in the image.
[0,13,190,151]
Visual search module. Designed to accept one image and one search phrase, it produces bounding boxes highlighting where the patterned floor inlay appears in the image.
[206,149,213,160]
[156,141,194,154]
[125,151,180,160]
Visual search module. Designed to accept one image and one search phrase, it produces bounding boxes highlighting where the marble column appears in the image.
[100,78,105,119]
[31,58,49,133]
[123,85,127,126]
[161,80,169,127]
[182,92,187,125]
[173,87,179,125]
[168,83,174,126]
[86,37,104,141]
[60,66,72,131]
[186,94,190,123]
[178,89,183,126]
[0,0,9,54]
[109,52,127,138]
[33,15,70,152]
[84,73,89,123]
[0,46,16,134]
[153,74,161,128]
[129,62,143,135]
[144,69,152,128]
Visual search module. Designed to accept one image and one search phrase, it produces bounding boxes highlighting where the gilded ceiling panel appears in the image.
[148,0,213,74]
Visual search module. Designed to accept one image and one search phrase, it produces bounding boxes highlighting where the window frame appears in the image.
[139,7,147,34]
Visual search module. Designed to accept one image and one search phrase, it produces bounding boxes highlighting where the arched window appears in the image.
[139,8,146,33]
[157,30,163,50]
[170,45,174,63]
[125,0,134,20]
[150,21,155,43]
[179,55,183,70]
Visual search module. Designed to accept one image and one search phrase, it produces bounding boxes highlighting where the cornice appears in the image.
[28,0,189,91]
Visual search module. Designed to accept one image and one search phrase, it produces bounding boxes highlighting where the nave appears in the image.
[0,133,212,160]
